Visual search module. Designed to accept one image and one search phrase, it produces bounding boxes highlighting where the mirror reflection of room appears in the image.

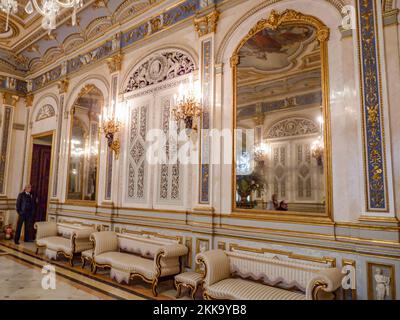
[67,86,102,201]
[235,23,326,214]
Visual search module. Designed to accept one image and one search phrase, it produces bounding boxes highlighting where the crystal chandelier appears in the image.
[25,0,84,31]
[0,0,18,31]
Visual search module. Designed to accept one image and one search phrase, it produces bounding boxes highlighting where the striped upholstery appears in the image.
[198,249,230,287]
[95,251,156,279]
[92,231,188,292]
[35,222,57,240]
[227,251,324,292]
[38,236,72,254]
[82,249,93,259]
[196,250,343,300]
[91,231,118,256]
[207,278,305,300]
[175,272,203,287]
[35,222,95,262]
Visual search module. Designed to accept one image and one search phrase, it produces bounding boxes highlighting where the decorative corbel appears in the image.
[58,78,70,94]
[25,93,34,108]
[106,53,123,74]
[194,9,220,37]
[3,93,20,107]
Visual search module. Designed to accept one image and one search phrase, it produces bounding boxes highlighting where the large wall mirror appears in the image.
[232,10,331,216]
[67,85,103,202]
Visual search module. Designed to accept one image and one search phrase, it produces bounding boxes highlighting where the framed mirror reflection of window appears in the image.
[232,10,332,218]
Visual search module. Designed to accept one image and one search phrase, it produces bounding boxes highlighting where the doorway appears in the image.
[28,133,53,240]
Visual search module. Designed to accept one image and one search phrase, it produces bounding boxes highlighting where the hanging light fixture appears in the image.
[25,0,84,32]
[0,0,18,31]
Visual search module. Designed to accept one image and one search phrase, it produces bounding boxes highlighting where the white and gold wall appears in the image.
[0,0,399,300]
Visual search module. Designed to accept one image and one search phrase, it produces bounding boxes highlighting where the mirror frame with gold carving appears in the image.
[66,84,102,205]
[230,9,332,220]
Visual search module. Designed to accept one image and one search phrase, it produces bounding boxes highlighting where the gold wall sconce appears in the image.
[99,102,125,159]
[172,76,202,133]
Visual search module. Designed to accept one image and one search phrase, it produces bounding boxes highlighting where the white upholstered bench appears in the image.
[196,249,344,300]
[90,231,188,296]
[35,221,95,266]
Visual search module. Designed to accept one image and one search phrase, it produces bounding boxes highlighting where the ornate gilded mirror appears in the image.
[232,10,331,216]
[67,85,103,201]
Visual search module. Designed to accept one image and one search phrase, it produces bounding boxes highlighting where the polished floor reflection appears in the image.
[0,241,191,300]
[0,255,105,300]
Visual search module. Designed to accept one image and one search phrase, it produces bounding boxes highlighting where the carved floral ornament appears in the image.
[123,50,196,93]
[266,118,319,139]
[36,104,56,122]
[230,9,330,67]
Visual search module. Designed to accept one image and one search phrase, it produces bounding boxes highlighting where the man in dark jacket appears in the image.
[15,184,35,245]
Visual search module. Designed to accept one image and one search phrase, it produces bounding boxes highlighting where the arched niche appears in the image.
[31,94,59,136]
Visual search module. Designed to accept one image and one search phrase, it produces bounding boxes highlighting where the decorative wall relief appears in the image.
[199,39,212,204]
[36,104,56,122]
[127,103,149,201]
[195,238,210,272]
[124,50,195,93]
[356,0,389,211]
[0,107,12,195]
[367,262,396,300]
[184,237,193,269]
[158,96,182,203]
[266,118,319,139]
[218,241,226,250]
[342,259,357,300]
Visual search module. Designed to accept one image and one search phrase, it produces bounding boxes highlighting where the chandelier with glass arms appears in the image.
[24,0,83,31]
[0,0,18,31]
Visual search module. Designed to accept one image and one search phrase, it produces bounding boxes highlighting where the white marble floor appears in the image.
[0,242,196,300]
[0,255,104,300]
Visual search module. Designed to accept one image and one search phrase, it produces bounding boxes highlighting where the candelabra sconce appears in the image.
[254,142,270,163]
[172,96,202,132]
[172,78,202,136]
[100,117,121,160]
[311,137,324,167]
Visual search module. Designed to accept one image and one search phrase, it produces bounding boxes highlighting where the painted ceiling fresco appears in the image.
[237,23,322,111]
[238,24,316,73]
[0,0,162,74]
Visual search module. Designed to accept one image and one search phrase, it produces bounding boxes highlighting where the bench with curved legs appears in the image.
[90,231,188,297]
[35,221,95,266]
[196,249,344,300]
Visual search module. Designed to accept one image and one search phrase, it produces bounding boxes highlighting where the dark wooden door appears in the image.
[28,143,52,240]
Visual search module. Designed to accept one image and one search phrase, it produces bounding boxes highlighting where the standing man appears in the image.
[15,184,35,245]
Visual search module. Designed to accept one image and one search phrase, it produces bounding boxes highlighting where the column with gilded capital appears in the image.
[193,2,219,213]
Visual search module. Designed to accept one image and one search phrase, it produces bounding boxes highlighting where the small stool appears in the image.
[81,249,94,271]
[174,272,203,300]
